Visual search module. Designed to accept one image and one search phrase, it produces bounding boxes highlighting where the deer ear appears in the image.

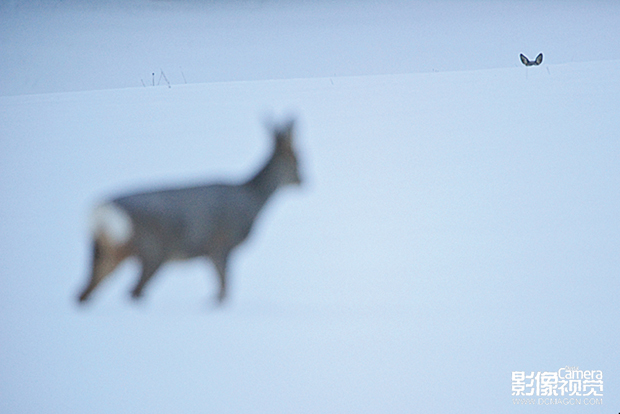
[281,119,295,144]
[535,53,543,65]
[264,117,295,142]
[520,54,530,66]
[272,119,295,146]
[285,119,295,136]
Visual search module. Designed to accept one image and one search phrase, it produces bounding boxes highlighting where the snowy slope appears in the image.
[1,59,619,413]
[2,0,620,96]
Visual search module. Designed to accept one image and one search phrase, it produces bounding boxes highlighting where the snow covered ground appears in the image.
[1,1,619,413]
[2,0,620,96]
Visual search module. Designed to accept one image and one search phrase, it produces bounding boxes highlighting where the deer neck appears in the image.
[244,153,281,204]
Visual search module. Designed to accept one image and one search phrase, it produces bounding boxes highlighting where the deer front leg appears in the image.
[131,257,163,299]
[211,252,230,304]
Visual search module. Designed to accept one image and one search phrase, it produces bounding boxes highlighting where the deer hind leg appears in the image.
[78,237,130,303]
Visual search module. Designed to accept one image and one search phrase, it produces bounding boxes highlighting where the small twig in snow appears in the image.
[160,69,171,88]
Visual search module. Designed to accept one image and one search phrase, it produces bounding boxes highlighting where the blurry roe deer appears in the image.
[78,120,301,304]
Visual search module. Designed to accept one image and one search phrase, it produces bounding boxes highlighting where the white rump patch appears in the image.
[91,203,133,245]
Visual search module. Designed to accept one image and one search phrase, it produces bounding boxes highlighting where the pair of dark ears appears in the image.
[520,53,543,66]
[265,118,295,144]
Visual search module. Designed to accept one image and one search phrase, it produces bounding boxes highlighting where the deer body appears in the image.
[78,121,300,304]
